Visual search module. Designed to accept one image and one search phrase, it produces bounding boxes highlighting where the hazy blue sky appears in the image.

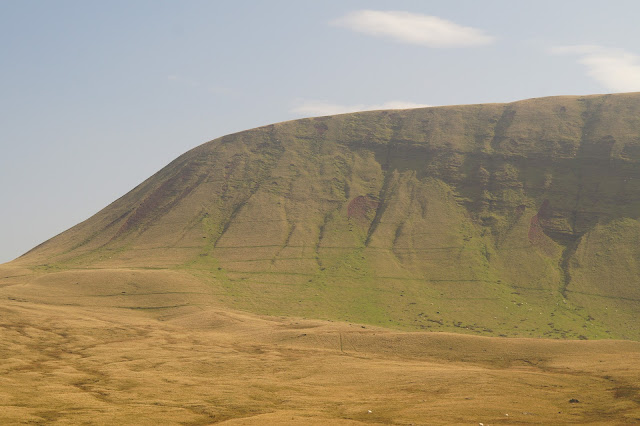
[2,0,640,263]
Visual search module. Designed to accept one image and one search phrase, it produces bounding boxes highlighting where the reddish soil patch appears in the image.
[347,195,379,222]
[528,199,550,244]
[528,215,544,243]
[314,122,328,136]
[116,164,207,237]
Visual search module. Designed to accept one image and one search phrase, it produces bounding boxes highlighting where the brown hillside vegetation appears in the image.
[14,92,640,339]
[3,93,640,423]
[1,263,639,424]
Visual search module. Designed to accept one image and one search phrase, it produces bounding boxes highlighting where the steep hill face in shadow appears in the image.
[14,93,640,339]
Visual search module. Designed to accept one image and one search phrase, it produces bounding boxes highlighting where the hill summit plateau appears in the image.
[12,93,640,339]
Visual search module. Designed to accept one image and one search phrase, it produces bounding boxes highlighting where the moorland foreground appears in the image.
[1,264,639,424]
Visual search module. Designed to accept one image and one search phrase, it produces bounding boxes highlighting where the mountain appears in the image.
[12,92,640,340]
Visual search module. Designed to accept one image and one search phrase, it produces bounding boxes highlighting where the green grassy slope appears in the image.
[14,93,640,339]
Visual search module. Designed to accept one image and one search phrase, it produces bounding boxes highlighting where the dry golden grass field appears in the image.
[1,264,639,425]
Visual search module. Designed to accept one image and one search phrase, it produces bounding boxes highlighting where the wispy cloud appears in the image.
[330,10,495,48]
[550,45,640,92]
[291,100,430,117]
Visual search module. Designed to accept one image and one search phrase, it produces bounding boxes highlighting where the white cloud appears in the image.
[330,10,495,48]
[550,45,640,92]
[291,100,430,117]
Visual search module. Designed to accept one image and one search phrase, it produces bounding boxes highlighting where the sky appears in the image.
[2,0,640,263]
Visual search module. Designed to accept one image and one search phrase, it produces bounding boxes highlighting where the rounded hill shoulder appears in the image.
[15,92,640,340]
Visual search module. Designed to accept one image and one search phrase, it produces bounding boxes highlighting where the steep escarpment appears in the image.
[13,93,640,339]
